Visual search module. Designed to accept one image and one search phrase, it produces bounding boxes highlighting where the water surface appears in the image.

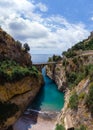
[29,68,64,112]
[31,54,53,64]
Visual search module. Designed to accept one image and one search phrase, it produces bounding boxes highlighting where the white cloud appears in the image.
[0,0,90,54]
[36,3,48,12]
[91,17,93,21]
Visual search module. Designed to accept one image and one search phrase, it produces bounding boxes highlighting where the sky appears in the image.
[0,0,93,54]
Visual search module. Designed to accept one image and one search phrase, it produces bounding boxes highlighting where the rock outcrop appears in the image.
[57,78,93,130]
[0,75,44,130]
[46,63,67,91]
[0,28,31,66]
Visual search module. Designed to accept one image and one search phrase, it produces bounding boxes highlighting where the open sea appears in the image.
[31,54,53,64]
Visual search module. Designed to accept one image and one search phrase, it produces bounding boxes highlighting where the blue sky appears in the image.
[36,0,93,25]
[0,0,93,54]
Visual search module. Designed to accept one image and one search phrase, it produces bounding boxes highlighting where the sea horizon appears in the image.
[31,54,54,64]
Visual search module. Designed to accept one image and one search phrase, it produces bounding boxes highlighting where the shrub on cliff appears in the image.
[16,40,22,50]
[65,64,93,90]
[85,64,93,77]
[72,38,93,51]
[69,91,78,110]
[63,37,93,55]
[23,43,30,52]
[53,55,62,61]
[67,72,77,84]
[85,83,93,114]
[55,124,65,130]
[0,60,39,84]
[48,55,62,62]
[62,50,77,58]
[75,125,87,130]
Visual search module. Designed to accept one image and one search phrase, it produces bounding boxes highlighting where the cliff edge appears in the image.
[0,28,44,129]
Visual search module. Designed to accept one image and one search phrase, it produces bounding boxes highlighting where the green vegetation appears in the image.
[0,60,39,84]
[66,64,93,90]
[72,38,93,51]
[62,59,69,66]
[86,83,93,114]
[62,50,77,58]
[0,101,18,124]
[23,43,30,52]
[72,57,79,65]
[75,125,87,130]
[55,124,65,130]
[48,55,61,62]
[85,64,93,77]
[53,55,62,61]
[16,40,22,50]
[67,72,77,84]
[62,38,93,58]
[78,92,86,100]
[66,71,85,89]
[69,91,78,110]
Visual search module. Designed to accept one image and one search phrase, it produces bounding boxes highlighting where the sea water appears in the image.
[31,54,53,64]
[29,67,64,112]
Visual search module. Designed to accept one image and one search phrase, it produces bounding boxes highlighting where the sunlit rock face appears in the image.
[46,64,67,91]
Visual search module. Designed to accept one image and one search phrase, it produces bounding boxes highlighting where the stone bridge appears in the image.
[32,61,61,71]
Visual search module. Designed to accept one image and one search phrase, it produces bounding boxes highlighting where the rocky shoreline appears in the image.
[13,110,57,130]
[56,89,70,124]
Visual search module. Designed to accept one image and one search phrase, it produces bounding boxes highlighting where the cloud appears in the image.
[0,0,90,54]
[36,2,48,12]
[91,17,93,21]
[9,19,49,40]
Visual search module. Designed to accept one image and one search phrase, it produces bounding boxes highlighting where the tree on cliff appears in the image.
[23,43,30,52]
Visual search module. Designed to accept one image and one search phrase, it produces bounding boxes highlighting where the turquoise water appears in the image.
[30,68,64,112]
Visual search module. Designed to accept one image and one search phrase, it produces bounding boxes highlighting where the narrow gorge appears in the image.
[13,67,64,130]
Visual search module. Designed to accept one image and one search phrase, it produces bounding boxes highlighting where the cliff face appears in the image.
[46,53,93,91]
[0,75,44,130]
[47,55,93,129]
[47,33,93,129]
[0,28,31,66]
[57,78,93,130]
[0,28,44,129]
[46,64,66,91]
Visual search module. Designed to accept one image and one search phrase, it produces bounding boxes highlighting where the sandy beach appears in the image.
[13,111,57,130]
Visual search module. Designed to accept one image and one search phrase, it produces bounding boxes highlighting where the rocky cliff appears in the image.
[0,28,44,129]
[46,63,66,91]
[0,75,44,130]
[0,28,31,66]
[46,53,93,91]
[46,33,93,129]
